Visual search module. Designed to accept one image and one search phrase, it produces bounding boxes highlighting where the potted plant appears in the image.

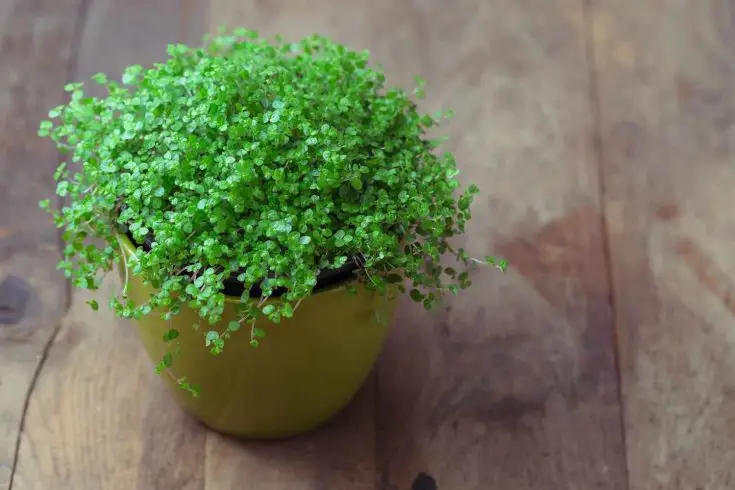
[37,29,506,439]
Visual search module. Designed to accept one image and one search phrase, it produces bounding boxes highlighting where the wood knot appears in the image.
[0,275,31,325]
[411,472,438,490]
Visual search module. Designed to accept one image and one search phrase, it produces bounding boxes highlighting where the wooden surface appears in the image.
[0,0,732,489]
[0,1,84,488]
[591,1,735,488]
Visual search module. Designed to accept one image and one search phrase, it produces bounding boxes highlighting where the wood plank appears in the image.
[11,1,209,489]
[369,0,629,488]
[203,381,379,490]
[211,0,626,488]
[0,1,86,488]
[591,1,735,489]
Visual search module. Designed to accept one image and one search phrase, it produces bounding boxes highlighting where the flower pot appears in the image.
[116,234,397,439]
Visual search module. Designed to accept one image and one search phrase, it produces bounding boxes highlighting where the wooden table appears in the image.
[1,0,733,488]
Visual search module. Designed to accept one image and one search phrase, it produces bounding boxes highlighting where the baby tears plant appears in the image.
[38,29,506,395]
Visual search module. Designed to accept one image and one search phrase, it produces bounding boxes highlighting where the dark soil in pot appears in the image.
[122,227,361,299]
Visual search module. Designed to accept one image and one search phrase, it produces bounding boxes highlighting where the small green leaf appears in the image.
[409,289,423,302]
[252,326,266,338]
[121,64,143,84]
[86,299,99,311]
[446,168,460,179]
[485,256,508,272]
[282,303,294,318]
[53,162,67,180]
[38,122,53,136]
[262,304,275,315]
[227,320,241,332]
[56,181,69,197]
[423,293,437,310]
[205,330,219,347]
[163,328,179,341]
[350,178,363,191]
[249,339,259,348]
[91,72,108,84]
[155,352,173,373]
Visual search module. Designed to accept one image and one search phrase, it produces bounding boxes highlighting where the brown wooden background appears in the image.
[1,0,733,489]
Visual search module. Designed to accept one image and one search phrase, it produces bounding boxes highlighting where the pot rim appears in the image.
[115,232,362,304]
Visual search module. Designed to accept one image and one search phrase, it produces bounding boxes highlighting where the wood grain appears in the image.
[591,1,735,489]
[368,1,629,488]
[10,1,208,489]
[203,381,379,490]
[10,0,731,488]
[0,1,85,488]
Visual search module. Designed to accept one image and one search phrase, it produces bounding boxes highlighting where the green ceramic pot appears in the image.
[117,233,396,439]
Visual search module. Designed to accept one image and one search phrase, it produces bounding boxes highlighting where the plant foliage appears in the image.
[38,29,506,394]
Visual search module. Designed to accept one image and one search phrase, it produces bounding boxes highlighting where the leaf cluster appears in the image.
[38,30,506,392]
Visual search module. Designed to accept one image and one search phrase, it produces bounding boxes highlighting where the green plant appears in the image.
[38,29,506,394]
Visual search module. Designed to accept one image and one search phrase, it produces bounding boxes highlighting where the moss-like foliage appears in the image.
[38,30,505,395]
